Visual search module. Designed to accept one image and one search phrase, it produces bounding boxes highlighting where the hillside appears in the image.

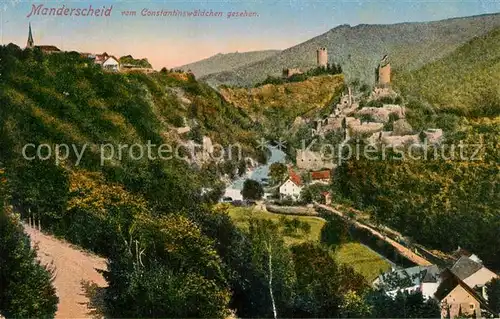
[394,27,500,117]
[220,74,344,132]
[0,44,265,235]
[177,50,280,78]
[202,13,500,87]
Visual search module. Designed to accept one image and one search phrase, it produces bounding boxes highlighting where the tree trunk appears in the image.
[266,242,277,319]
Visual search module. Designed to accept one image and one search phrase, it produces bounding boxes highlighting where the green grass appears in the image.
[227,207,391,281]
[335,242,391,282]
[227,207,325,245]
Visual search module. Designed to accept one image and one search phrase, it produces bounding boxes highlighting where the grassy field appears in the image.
[335,242,392,282]
[227,206,325,245]
[227,206,391,281]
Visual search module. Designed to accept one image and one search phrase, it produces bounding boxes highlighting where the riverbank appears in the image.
[223,146,286,201]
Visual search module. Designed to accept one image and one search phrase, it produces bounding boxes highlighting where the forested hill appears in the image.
[394,27,500,117]
[201,13,500,87]
[177,49,280,78]
[0,43,265,226]
[0,43,268,317]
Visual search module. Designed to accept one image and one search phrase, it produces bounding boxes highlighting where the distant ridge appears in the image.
[177,49,280,78]
[200,13,500,87]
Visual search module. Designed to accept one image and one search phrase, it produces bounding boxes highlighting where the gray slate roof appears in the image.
[450,256,482,280]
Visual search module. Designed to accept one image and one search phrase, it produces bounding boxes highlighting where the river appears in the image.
[223,146,286,201]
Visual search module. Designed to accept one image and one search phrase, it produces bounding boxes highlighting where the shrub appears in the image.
[0,207,58,318]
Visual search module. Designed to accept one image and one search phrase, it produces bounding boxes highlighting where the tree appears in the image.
[269,163,287,185]
[0,171,59,318]
[103,213,231,318]
[486,278,500,315]
[241,179,264,200]
[340,290,372,318]
[320,215,350,248]
[365,289,440,318]
[290,242,368,318]
[246,219,296,318]
[300,183,330,204]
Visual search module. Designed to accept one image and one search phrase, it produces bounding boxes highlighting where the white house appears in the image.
[279,169,303,200]
[373,265,440,300]
[102,56,120,71]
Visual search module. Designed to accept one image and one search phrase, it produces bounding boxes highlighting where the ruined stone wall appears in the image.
[283,68,303,78]
[378,63,391,86]
[296,150,334,170]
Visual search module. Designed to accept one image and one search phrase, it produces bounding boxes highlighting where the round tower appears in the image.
[378,55,391,86]
[316,47,328,68]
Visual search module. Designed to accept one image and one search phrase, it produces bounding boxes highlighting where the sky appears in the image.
[1,0,500,69]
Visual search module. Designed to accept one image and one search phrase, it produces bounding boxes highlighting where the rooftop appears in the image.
[311,170,331,181]
[450,256,483,280]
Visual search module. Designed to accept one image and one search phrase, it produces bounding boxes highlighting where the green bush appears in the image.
[0,181,58,318]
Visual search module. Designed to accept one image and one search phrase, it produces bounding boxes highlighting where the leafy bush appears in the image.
[0,174,58,318]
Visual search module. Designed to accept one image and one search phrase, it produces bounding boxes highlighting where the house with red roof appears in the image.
[310,169,331,184]
[279,168,303,200]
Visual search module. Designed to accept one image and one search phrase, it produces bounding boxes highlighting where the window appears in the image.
[469,304,474,310]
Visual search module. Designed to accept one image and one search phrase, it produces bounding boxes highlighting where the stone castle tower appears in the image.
[27,23,34,49]
[316,47,328,68]
[378,54,391,86]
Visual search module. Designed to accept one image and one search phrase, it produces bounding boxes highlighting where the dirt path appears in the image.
[25,225,107,319]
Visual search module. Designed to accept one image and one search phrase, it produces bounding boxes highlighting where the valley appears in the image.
[1,8,499,319]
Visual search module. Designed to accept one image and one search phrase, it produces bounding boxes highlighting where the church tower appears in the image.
[27,23,34,49]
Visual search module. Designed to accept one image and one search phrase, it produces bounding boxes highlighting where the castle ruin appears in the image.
[317,47,328,68]
[282,68,303,78]
[378,55,391,86]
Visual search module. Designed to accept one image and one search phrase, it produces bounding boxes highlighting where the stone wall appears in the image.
[357,105,405,123]
[378,63,391,86]
[282,68,303,78]
[296,150,334,170]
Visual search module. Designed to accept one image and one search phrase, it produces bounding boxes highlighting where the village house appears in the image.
[279,168,303,200]
[94,52,109,65]
[373,265,441,300]
[423,128,444,144]
[310,170,331,184]
[102,56,120,71]
[435,269,495,318]
[375,258,498,319]
[450,255,498,300]
[92,52,120,71]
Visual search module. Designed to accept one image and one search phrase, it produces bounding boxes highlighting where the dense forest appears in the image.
[394,27,500,117]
